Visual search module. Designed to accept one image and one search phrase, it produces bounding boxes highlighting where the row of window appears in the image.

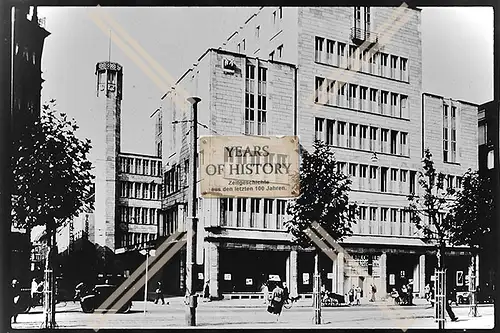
[356,206,415,237]
[269,44,284,61]
[220,198,287,230]
[314,36,409,82]
[237,7,283,55]
[162,208,179,237]
[118,156,162,176]
[314,77,409,119]
[245,63,268,135]
[443,104,458,163]
[119,181,162,201]
[164,160,189,196]
[315,117,410,156]
[118,206,161,225]
[119,232,156,248]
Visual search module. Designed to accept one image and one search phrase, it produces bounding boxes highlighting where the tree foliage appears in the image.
[11,100,94,230]
[407,149,458,258]
[285,140,357,248]
[447,170,494,249]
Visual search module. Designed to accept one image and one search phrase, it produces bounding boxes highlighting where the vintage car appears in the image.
[80,284,132,313]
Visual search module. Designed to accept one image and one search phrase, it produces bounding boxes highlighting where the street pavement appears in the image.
[12,297,495,329]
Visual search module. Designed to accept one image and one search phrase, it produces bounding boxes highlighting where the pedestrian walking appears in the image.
[424,283,431,302]
[266,282,285,321]
[11,279,21,324]
[446,284,458,322]
[348,286,355,305]
[203,281,210,301]
[355,286,361,305]
[408,280,414,305]
[154,281,165,305]
[261,282,269,305]
[370,283,377,302]
[401,284,408,305]
[282,282,289,302]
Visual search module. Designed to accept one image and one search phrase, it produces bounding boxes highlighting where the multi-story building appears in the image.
[10,5,50,285]
[477,100,498,296]
[157,6,478,300]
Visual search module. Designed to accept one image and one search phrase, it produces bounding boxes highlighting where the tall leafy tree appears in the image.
[447,170,494,312]
[407,149,456,269]
[285,140,357,323]
[11,100,94,327]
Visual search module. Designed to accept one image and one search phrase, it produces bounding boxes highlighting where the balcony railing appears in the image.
[350,27,378,45]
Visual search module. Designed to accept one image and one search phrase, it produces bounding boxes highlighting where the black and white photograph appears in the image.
[2,4,497,330]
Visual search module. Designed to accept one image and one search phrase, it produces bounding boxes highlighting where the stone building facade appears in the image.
[157,6,478,299]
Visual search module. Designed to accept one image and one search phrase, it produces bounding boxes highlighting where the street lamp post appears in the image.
[140,248,156,315]
[186,96,201,326]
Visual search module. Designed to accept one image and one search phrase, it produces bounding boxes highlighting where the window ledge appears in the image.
[315,102,410,121]
[328,145,410,158]
[352,189,411,197]
[314,60,410,84]
[443,161,461,166]
[213,226,287,233]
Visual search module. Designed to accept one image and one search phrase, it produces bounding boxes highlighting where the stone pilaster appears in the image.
[380,252,387,297]
[336,251,345,295]
[208,241,219,298]
[289,250,298,298]
[419,254,426,297]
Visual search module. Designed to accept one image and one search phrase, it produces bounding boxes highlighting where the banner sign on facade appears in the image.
[200,136,300,198]
[198,273,204,280]
[246,278,253,285]
[389,274,395,285]
[303,273,310,285]
[224,273,231,281]
[327,272,334,279]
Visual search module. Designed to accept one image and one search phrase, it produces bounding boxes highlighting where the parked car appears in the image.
[79,284,132,313]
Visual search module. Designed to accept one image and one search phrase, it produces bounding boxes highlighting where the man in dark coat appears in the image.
[446,284,458,322]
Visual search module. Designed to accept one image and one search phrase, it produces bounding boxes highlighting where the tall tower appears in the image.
[93,61,123,251]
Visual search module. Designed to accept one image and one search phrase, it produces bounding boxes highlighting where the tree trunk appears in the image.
[43,223,56,328]
[313,251,321,325]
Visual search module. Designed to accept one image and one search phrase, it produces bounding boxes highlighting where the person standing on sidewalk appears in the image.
[154,281,165,305]
[370,283,377,302]
[261,282,269,305]
[355,286,361,305]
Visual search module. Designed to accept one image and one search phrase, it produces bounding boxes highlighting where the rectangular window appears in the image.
[369,166,378,191]
[315,118,325,141]
[380,53,388,77]
[451,106,457,162]
[326,39,336,66]
[360,86,368,111]
[390,208,398,235]
[369,127,378,152]
[400,170,408,194]
[359,206,367,234]
[264,199,273,229]
[315,77,325,103]
[337,162,347,174]
[143,183,149,199]
[349,84,358,109]
[369,88,377,112]
[242,39,246,51]
[390,130,398,155]
[380,208,388,234]
[369,207,377,234]
[337,42,346,68]
[391,93,399,117]
[257,67,267,135]
[349,45,358,69]
[276,200,286,229]
[135,158,142,174]
[269,51,275,61]
[237,43,241,53]
[250,198,260,228]
[390,55,398,79]
[381,129,389,153]
[380,91,389,115]
[400,132,408,156]
[359,125,368,150]
[400,210,407,235]
[143,160,149,175]
[151,183,157,200]
[479,122,487,145]
[315,37,324,62]
[410,171,417,194]
[400,57,408,81]
[443,104,449,162]
[380,167,388,192]
[245,63,256,134]
[359,164,368,190]
[236,198,247,227]
[390,168,398,193]
[348,123,358,149]
[326,119,335,145]
[220,198,234,226]
[337,121,347,147]
[255,26,260,38]
[400,95,408,119]
[326,80,335,105]
[337,82,347,107]
[151,161,157,177]
[135,183,141,198]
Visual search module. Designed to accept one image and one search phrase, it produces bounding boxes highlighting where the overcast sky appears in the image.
[37,7,494,158]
